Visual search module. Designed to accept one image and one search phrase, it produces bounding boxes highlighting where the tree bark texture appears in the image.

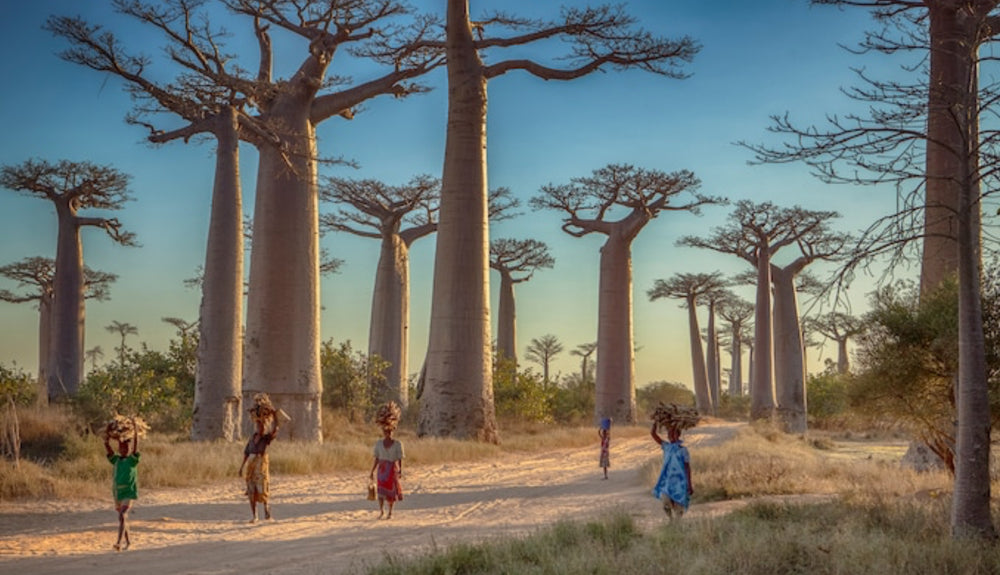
[37,295,52,405]
[706,301,719,412]
[836,339,849,374]
[369,233,410,407]
[771,265,806,434]
[49,202,85,400]
[495,270,517,365]
[192,108,244,441]
[595,235,637,423]
[244,105,322,441]
[751,250,775,421]
[728,328,742,396]
[418,0,498,441]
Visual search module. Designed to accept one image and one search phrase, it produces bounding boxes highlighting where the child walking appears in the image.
[104,417,142,551]
[598,417,611,479]
[650,403,698,519]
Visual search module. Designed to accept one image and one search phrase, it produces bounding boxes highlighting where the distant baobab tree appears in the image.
[490,238,555,368]
[716,293,754,397]
[0,256,115,401]
[534,164,723,423]
[680,201,828,423]
[0,160,135,401]
[321,174,441,408]
[84,346,104,372]
[415,1,700,442]
[525,335,564,386]
[571,342,598,386]
[648,273,727,415]
[805,311,864,374]
[106,321,139,367]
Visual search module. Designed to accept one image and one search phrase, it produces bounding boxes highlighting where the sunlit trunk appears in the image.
[244,105,322,441]
[706,300,719,411]
[772,265,806,434]
[192,108,244,441]
[369,232,410,407]
[496,270,516,365]
[751,248,775,421]
[418,0,498,441]
[684,295,711,414]
[728,327,742,396]
[836,339,849,374]
[595,235,636,423]
[49,203,84,400]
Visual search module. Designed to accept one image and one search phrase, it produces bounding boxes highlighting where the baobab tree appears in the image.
[219,0,443,441]
[571,342,598,385]
[84,346,105,372]
[0,257,115,400]
[106,321,139,367]
[717,293,754,397]
[648,273,728,415]
[47,0,290,441]
[533,164,722,423]
[525,334,564,386]
[680,201,824,422]
[321,174,441,408]
[748,1,999,536]
[490,238,555,368]
[805,311,864,374]
[703,287,730,408]
[416,1,700,441]
[0,160,134,400]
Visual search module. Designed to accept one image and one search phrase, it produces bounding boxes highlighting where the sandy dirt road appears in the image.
[0,422,748,575]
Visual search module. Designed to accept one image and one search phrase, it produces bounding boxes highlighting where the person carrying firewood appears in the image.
[103,415,146,551]
[239,393,281,523]
[650,402,698,519]
[369,401,404,520]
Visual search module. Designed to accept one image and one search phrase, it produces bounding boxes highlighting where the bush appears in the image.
[551,373,595,425]
[321,339,387,423]
[636,380,695,419]
[493,360,554,423]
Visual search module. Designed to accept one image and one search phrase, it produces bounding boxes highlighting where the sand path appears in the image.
[0,422,754,574]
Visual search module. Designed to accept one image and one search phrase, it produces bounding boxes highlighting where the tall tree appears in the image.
[489,238,555,367]
[703,287,729,409]
[224,0,443,441]
[416,1,699,441]
[0,257,115,400]
[647,273,728,414]
[534,165,721,423]
[106,320,139,367]
[321,174,441,408]
[84,345,105,372]
[525,334,564,386]
[680,201,823,421]
[716,293,754,397]
[571,342,598,386]
[46,0,292,441]
[0,160,134,400]
[805,311,863,374]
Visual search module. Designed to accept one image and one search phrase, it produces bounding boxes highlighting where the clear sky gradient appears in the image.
[0,1,906,391]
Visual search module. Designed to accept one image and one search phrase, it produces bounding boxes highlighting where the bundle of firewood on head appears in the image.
[104,414,149,444]
[248,393,278,429]
[375,401,401,433]
[651,402,700,433]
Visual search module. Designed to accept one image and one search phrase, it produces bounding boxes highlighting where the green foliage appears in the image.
[551,372,595,424]
[73,343,193,434]
[493,358,554,423]
[716,391,750,420]
[320,339,386,422]
[806,371,850,422]
[0,362,36,406]
[636,380,695,418]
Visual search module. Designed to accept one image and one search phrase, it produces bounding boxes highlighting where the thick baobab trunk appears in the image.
[747,342,755,398]
[192,109,244,441]
[244,109,322,442]
[495,270,516,365]
[921,5,965,295]
[595,235,637,423]
[419,0,498,441]
[751,250,775,421]
[369,233,410,407]
[771,265,806,434]
[706,301,719,410]
[685,296,711,414]
[49,206,84,400]
[728,328,742,396]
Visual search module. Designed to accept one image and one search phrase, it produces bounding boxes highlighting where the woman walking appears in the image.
[369,401,404,519]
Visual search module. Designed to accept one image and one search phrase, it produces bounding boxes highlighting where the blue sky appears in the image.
[0,0,905,390]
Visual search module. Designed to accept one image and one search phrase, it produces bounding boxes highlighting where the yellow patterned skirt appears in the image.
[244,453,270,504]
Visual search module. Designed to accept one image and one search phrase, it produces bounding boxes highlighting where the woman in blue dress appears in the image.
[651,422,693,518]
